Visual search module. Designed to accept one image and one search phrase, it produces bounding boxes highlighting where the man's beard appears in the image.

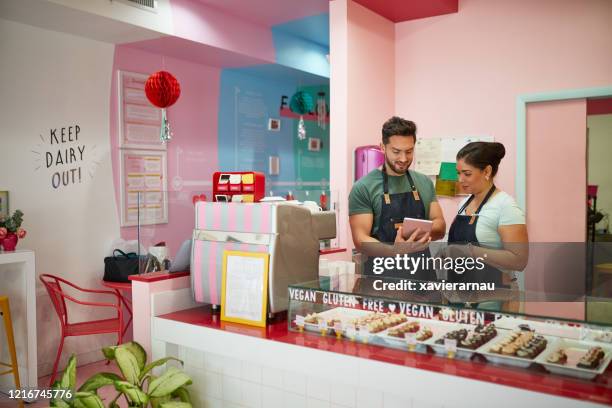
[384,155,409,175]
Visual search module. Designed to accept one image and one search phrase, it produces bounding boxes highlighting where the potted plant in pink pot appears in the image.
[0,209,26,251]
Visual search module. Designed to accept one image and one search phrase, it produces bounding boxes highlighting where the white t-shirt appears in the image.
[457,191,525,248]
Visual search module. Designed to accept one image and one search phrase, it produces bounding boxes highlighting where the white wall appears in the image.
[588,114,612,232]
[48,0,173,35]
[0,0,168,44]
[0,18,120,375]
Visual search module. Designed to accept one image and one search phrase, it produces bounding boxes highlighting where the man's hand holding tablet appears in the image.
[401,217,433,240]
[391,218,432,254]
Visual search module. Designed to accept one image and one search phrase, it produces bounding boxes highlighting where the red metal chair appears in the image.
[40,274,123,386]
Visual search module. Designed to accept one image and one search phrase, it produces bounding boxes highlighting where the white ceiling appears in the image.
[193,0,328,26]
[0,0,165,44]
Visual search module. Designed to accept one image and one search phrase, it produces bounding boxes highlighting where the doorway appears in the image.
[516,86,612,321]
[587,98,612,312]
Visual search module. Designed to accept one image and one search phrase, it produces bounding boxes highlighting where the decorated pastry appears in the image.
[304,313,319,324]
[546,349,568,364]
[458,324,497,350]
[489,331,547,359]
[416,327,433,341]
[435,328,468,345]
[388,321,420,338]
[577,346,605,369]
[354,313,408,333]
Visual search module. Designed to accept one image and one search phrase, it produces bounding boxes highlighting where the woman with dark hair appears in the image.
[444,142,528,308]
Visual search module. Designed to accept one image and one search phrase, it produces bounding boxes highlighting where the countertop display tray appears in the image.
[375,318,452,351]
[535,338,612,380]
[426,324,502,360]
[477,331,557,368]
[300,307,370,332]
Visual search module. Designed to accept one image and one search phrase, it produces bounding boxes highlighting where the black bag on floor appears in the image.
[103,249,140,283]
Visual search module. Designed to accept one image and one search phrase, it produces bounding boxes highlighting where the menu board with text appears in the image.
[120,150,168,226]
[118,71,165,150]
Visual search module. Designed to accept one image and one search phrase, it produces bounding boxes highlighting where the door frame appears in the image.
[516,86,612,211]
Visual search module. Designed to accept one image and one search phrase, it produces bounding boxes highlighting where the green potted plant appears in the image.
[50,341,193,408]
[0,209,26,251]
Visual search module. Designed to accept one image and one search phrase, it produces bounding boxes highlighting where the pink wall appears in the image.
[110,45,221,257]
[526,99,587,242]
[394,0,612,221]
[329,0,349,251]
[330,0,395,251]
[524,99,587,319]
[170,0,275,64]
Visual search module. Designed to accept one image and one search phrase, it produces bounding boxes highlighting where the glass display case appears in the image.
[288,275,612,384]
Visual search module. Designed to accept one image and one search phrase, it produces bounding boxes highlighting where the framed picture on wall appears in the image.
[268,118,281,131]
[118,70,166,150]
[308,137,321,152]
[0,191,8,219]
[119,150,168,227]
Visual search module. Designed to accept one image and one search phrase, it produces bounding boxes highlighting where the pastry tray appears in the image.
[477,332,557,368]
[425,324,500,359]
[375,318,453,351]
[535,338,612,380]
[300,307,371,332]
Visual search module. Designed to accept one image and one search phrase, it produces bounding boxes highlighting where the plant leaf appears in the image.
[78,372,123,392]
[171,387,191,404]
[107,392,122,408]
[121,342,147,371]
[140,357,183,380]
[50,379,70,408]
[115,347,141,384]
[73,399,86,408]
[60,354,77,390]
[150,395,171,408]
[73,392,105,408]
[102,346,117,360]
[114,380,149,406]
[160,402,192,408]
[50,396,71,408]
[148,368,192,398]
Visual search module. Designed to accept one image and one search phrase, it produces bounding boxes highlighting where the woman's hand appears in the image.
[439,244,474,259]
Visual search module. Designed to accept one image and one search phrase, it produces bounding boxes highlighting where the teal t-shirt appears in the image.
[348,169,437,236]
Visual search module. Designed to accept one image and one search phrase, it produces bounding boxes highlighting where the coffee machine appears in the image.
[190,201,336,313]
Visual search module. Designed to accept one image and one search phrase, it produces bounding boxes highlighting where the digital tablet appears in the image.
[402,217,433,239]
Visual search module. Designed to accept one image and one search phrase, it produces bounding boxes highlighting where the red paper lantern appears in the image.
[145,71,181,108]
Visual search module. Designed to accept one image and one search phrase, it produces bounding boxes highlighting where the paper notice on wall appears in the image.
[441,136,494,163]
[414,138,442,175]
[119,70,165,150]
[224,254,267,322]
[121,150,168,226]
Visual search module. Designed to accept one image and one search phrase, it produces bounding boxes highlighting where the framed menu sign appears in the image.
[120,150,168,227]
[118,70,165,150]
[221,251,269,327]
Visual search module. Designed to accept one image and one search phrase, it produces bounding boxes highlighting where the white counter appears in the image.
[0,250,37,392]
[149,289,609,408]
